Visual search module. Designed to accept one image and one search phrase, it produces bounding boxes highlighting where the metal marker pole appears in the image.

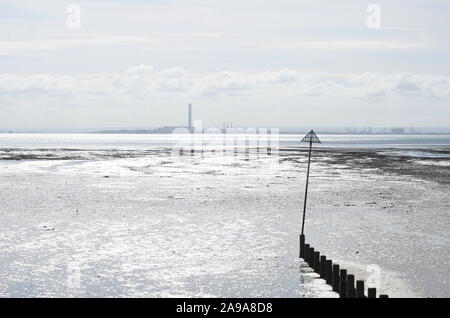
[301,140,312,235]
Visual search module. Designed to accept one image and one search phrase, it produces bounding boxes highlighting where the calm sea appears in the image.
[1,133,450,150]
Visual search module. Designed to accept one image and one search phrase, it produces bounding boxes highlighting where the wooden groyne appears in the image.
[300,234,389,298]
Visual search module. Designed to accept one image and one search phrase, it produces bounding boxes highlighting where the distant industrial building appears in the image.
[390,127,405,134]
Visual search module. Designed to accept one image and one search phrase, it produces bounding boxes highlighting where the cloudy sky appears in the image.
[1,0,450,131]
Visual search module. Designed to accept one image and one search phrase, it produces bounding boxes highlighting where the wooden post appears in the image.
[356,280,365,298]
[339,269,347,298]
[314,252,320,273]
[332,264,340,293]
[325,260,333,285]
[368,288,377,298]
[347,274,355,298]
[304,244,310,263]
[309,247,315,267]
[299,234,305,259]
[320,256,327,279]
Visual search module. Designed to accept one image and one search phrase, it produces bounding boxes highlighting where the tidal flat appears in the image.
[0,145,449,297]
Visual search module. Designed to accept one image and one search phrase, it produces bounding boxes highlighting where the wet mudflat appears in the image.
[0,146,449,297]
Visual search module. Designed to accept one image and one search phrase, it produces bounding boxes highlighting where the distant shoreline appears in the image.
[2,131,450,136]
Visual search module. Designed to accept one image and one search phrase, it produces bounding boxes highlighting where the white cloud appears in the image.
[0,67,449,101]
[258,69,302,83]
[125,64,155,75]
[0,36,159,56]
[157,67,189,92]
[245,41,427,51]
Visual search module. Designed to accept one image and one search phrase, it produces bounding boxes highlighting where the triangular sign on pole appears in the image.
[300,129,320,238]
[301,130,321,143]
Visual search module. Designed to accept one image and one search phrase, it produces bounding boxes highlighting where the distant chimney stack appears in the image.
[188,103,192,132]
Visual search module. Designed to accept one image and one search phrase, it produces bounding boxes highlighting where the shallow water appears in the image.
[1,133,450,150]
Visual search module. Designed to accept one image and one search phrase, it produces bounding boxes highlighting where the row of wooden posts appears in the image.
[300,235,388,298]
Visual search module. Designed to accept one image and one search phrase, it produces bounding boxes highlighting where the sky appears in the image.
[0,0,450,131]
